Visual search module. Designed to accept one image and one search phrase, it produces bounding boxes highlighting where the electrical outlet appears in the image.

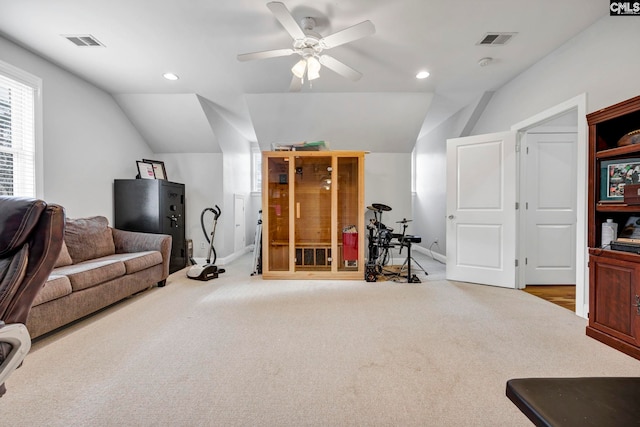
[434,238,439,244]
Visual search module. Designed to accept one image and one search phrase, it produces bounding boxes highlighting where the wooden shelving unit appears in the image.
[261,151,365,279]
[586,95,640,360]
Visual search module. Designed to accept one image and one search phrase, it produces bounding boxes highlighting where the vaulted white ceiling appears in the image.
[0,0,606,153]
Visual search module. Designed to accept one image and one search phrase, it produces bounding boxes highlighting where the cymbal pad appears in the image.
[372,203,391,211]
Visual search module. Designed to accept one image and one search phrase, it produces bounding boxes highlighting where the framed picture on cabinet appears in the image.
[136,161,156,179]
[600,158,640,201]
[142,159,168,180]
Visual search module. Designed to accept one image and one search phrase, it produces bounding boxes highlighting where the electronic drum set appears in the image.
[366,203,426,283]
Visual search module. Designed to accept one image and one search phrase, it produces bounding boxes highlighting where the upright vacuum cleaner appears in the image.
[187,205,225,281]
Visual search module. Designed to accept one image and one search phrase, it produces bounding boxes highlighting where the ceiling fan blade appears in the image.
[319,55,362,81]
[289,75,302,92]
[237,48,294,62]
[320,20,375,49]
[267,1,306,40]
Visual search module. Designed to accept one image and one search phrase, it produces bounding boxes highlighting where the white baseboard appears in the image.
[197,245,446,266]
[216,244,447,265]
[191,246,252,267]
[413,245,446,264]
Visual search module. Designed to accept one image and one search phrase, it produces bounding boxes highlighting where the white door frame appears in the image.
[510,93,588,318]
[234,194,246,253]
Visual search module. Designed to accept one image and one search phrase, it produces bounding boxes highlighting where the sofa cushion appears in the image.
[99,251,163,274]
[53,240,73,268]
[53,259,126,291]
[33,275,72,306]
[64,216,115,263]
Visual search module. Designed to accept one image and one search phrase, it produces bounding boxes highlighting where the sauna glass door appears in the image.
[294,156,332,271]
[337,156,360,271]
[266,156,290,271]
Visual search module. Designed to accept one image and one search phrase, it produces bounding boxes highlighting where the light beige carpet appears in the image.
[2,253,639,426]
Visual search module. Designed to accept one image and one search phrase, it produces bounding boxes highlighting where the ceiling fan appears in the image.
[237,1,375,91]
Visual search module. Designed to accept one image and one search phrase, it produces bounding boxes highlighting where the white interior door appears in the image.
[234,195,245,252]
[446,131,518,288]
[524,132,577,284]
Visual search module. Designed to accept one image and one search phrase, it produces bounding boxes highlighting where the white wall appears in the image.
[0,36,409,265]
[365,153,412,231]
[1,33,254,262]
[248,192,262,246]
[412,95,483,255]
[155,150,250,263]
[473,16,640,134]
[413,15,640,260]
[0,36,154,221]
[152,153,224,259]
[412,115,454,254]
[221,150,251,258]
[198,96,253,260]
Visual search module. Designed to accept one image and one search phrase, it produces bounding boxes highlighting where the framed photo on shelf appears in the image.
[142,159,167,180]
[136,161,156,179]
[600,158,640,202]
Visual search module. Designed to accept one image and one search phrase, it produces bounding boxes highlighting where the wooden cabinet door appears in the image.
[589,254,640,346]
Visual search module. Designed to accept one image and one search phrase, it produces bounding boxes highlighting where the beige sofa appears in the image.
[25,216,171,339]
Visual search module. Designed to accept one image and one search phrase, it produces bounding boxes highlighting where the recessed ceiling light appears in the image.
[416,71,430,79]
[163,73,179,81]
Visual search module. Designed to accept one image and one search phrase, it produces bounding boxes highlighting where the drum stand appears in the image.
[398,239,427,283]
[395,219,427,283]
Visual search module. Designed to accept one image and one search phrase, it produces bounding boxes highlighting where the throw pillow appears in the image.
[64,216,115,263]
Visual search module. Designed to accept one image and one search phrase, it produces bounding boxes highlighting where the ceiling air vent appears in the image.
[477,32,517,46]
[63,34,104,47]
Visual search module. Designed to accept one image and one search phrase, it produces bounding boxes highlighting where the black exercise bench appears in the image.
[506,377,640,426]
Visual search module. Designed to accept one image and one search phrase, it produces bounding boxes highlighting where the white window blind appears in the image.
[252,151,262,192]
[0,71,36,197]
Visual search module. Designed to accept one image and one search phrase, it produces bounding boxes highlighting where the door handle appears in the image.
[448,215,455,220]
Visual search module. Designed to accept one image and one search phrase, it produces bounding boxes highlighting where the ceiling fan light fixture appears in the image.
[239,3,375,89]
[307,56,321,80]
[291,59,307,79]
[307,70,320,80]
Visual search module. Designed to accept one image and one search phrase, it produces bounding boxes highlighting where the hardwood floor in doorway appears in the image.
[523,285,575,312]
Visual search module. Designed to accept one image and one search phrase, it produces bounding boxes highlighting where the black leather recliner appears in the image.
[0,196,65,397]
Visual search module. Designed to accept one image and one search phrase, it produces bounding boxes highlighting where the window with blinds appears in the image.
[252,150,262,193]
[0,70,36,197]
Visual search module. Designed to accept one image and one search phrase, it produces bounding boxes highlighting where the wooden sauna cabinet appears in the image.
[262,151,365,279]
